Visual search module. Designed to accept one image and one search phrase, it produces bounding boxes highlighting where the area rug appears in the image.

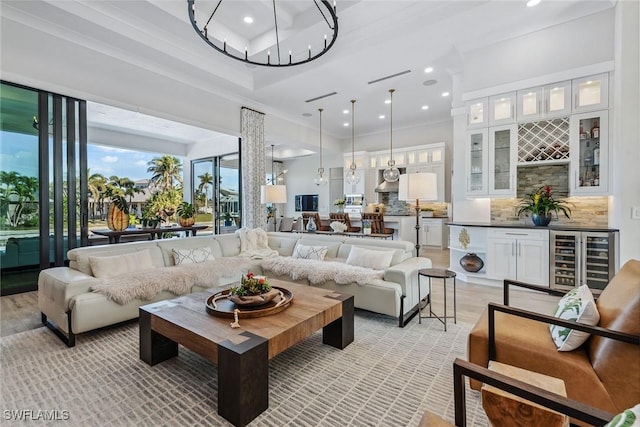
[0,311,488,426]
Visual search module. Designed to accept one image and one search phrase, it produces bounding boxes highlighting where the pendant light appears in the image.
[345,99,361,185]
[314,108,329,186]
[383,89,400,183]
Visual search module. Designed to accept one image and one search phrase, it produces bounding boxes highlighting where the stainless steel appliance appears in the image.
[550,230,618,292]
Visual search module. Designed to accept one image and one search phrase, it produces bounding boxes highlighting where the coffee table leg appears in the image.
[139,309,178,365]
[322,294,354,349]
[218,332,269,427]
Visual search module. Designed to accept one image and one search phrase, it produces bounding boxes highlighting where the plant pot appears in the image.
[531,213,552,227]
[107,204,129,231]
[179,217,195,227]
[229,288,280,307]
[460,253,484,273]
[224,220,232,227]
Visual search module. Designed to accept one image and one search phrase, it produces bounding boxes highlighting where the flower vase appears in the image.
[306,216,317,232]
[531,213,552,226]
[460,253,484,273]
[337,206,344,213]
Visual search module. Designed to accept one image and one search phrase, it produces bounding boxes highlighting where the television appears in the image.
[295,194,318,212]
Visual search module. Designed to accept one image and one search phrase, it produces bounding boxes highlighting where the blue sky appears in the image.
[1,132,238,191]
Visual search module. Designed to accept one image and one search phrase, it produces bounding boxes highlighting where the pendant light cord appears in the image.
[271,144,275,183]
[319,108,323,169]
[351,99,356,167]
[389,89,395,161]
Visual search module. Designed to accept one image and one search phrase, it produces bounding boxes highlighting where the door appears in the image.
[0,82,87,295]
[570,110,608,194]
[488,124,517,196]
[466,129,488,197]
[551,231,580,290]
[486,237,516,279]
[572,74,609,113]
[489,93,516,126]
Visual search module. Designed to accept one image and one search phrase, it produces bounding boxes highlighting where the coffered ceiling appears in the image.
[1,0,615,154]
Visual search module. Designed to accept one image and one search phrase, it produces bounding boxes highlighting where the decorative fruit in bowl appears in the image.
[229,273,279,306]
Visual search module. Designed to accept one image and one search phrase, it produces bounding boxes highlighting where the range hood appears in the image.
[374,180,399,193]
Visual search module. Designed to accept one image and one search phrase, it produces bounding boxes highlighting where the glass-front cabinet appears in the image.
[517,81,572,121]
[488,124,517,196]
[572,73,609,113]
[466,99,488,128]
[570,110,608,195]
[465,129,488,196]
[489,92,516,126]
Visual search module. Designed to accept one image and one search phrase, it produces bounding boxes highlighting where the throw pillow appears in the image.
[345,246,394,270]
[172,247,214,265]
[604,404,640,427]
[292,244,328,260]
[89,249,154,279]
[549,284,600,351]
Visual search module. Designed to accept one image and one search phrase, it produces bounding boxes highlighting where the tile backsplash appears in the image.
[491,196,609,227]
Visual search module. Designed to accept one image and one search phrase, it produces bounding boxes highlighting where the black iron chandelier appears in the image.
[187,0,338,67]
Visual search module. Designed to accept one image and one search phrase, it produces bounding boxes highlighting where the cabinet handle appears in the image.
[512,242,515,256]
[537,100,541,115]
[506,232,527,236]
[518,242,521,256]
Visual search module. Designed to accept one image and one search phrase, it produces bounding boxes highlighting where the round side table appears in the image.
[417,268,457,331]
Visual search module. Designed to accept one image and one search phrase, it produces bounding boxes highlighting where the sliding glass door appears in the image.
[0,81,87,295]
[191,150,240,234]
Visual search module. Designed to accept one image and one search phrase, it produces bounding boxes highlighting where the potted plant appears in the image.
[516,185,572,226]
[176,201,196,227]
[107,194,129,231]
[228,272,279,306]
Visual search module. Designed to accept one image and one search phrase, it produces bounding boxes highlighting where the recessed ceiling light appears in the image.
[243,16,254,24]
[343,122,349,127]
[342,109,349,114]
[424,67,434,73]
[379,115,385,119]
[526,0,540,7]
[384,99,391,104]
[423,79,437,86]
[302,113,312,117]
[441,92,450,97]
[421,105,429,110]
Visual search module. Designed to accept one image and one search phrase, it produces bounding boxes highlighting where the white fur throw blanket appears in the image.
[236,227,279,259]
[90,257,250,305]
[261,256,384,285]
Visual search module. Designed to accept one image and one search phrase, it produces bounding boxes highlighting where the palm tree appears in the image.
[147,155,183,191]
[197,172,213,213]
[88,172,107,220]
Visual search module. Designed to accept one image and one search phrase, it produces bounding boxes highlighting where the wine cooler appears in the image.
[550,231,618,293]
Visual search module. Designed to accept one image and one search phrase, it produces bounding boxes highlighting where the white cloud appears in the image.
[103,156,118,163]
[135,160,147,166]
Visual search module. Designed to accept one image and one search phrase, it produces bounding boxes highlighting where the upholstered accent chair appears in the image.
[329,212,360,232]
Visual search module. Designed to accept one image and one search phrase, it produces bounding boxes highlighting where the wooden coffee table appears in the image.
[139,280,354,427]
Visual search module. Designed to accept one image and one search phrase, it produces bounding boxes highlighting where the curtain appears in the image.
[240,107,266,228]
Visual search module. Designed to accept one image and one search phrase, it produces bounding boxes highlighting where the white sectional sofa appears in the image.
[38,231,431,346]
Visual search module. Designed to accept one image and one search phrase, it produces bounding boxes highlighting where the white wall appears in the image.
[463,9,614,92]
[612,0,640,263]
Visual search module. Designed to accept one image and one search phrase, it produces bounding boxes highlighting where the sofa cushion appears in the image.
[215,234,243,257]
[468,309,617,413]
[346,246,395,270]
[588,259,640,412]
[298,235,345,259]
[549,284,600,351]
[156,237,222,266]
[267,235,298,256]
[88,249,154,279]
[172,247,214,265]
[69,242,163,275]
[292,244,328,260]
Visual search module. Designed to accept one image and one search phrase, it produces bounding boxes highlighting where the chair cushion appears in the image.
[468,309,617,414]
[588,259,640,412]
[549,285,600,351]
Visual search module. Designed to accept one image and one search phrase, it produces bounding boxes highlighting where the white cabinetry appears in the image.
[465,129,488,197]
[486,228,549,286]
[488,124,517,196]
[466,99,488,128]
[569,110,608,195]
[517,81,571,121]
[421,218,448,248]
[489,93,516,126]
[572,73,609,113]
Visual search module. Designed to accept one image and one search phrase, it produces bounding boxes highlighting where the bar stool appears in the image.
[417,268,457,331]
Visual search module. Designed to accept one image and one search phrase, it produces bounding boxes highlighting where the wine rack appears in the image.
[518,117,570,163]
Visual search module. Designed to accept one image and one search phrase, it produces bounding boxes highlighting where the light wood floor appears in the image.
[0,247,557,337]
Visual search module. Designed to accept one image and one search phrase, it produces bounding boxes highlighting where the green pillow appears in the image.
[604,404,640,427]
[549,285,600,351]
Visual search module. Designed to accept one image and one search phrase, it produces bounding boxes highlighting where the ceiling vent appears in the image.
[305,92,338,103]
[368,70,411,85]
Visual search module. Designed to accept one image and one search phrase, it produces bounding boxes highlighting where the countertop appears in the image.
[447,221,619,232]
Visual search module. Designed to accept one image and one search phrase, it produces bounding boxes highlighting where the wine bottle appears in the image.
[591,119,600,139]
[593,141,600,165]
